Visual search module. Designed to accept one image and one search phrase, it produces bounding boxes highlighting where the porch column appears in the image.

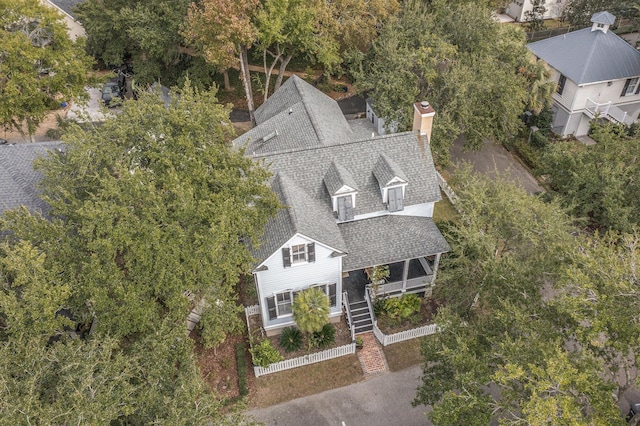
[402,259,409,292]
[431,253,441,284]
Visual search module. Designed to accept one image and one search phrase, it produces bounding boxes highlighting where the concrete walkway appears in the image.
[246,365,432,426]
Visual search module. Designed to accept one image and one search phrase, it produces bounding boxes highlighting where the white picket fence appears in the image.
[253,343,356,377]
[373,321,438,346]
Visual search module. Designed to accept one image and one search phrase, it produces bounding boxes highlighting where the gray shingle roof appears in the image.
[0,142,61,217]
[252,174,347,264]
[235,76,354,155]
[257,132,441,218]
[323,161,358,195]
[340,216,450,272]
[527,26,640,85]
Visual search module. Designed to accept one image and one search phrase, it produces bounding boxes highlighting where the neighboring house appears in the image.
[233,76,450,336]
[505,0,569,22]
[41,0,85,40]
[0,141,61,219]
[527,12,640,137]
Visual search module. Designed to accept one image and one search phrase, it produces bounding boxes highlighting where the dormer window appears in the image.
[337,195,354,221]
[324,161,358,222]
[373,154,408,213]
[387,186,404,212]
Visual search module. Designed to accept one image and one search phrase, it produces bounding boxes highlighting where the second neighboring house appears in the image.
[233,76,450,336]
[527,11,640,138]
[505,0,569,22]
[41,0,85,40]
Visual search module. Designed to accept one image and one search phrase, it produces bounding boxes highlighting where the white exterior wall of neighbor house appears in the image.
[505,0,568,22]
[41,0,86,40]
[255,234,343,335]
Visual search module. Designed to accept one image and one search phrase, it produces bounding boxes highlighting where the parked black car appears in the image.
[101,82,121,107]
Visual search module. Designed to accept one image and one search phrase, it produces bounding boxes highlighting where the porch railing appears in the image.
[342,291,356,342]
[584,99,635,126]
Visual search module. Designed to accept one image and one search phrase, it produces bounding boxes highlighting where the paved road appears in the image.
[448,134,544,195]
[246,365,432,426]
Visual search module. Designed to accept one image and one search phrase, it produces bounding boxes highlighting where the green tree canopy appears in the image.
[539,122,640,233]
[0,83,278,422]
[414,167,635,425]
[349,0,549,165]
[0,0,92,139]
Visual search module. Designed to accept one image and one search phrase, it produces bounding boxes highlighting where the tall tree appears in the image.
[539,122,640,233]
[413,167,637,425]
[350,0,544,165]
[182,0,260,124]
[563,0,639,29]
[0,0,92,140]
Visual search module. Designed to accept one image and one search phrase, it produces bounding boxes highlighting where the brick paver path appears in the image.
[357,332,388,375]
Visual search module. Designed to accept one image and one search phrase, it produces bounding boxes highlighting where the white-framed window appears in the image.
[276,291,292,316]
[556,74,567,95]
[282,243,316,267]
[312,283,338,307]
[622,78,640,97]
[291,244,307,264]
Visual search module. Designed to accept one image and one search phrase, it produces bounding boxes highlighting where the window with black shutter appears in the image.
[622,78,640,97]
[388,186,404,212]
[328,283,337,307]
[556,74,566,95]
[266,296,277,320]
[307,243,315,262]
[282,247,291,267]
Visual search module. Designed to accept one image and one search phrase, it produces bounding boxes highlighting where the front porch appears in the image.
[342,256,438,302]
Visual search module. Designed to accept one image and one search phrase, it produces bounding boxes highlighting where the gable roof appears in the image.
[0,142,61,217]
[324,161,358,195]
[591,11,615,25]
[527,25,640,85]
[252,173,347,264]
[235,75,355,155]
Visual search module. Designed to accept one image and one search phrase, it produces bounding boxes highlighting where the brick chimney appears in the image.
[412,101,436,142]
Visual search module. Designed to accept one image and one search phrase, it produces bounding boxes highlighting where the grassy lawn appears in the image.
[382,339,423,372]
[248,354,364,408]
[433,192,458,223]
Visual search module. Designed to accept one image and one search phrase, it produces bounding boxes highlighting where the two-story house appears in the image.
[505,0,569,23]
[233,76,450,336]
[527,11,640,137]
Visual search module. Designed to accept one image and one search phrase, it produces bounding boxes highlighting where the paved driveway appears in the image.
[246,365,432,426]
[447,135,544,195]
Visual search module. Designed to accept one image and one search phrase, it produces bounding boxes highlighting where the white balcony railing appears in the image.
[584,99,635,126]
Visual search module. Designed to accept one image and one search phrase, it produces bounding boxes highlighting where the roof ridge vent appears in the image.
[261,130,278,144]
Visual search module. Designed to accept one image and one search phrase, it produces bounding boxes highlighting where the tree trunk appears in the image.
[222,69,232,92]
[263,45,282,103]
[238,46,255,126]
[274,54,293,91]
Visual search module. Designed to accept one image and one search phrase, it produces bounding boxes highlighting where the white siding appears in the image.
[256,234,343,330]
[507,0,568,21]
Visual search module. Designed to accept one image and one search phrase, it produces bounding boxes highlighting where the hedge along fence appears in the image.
[252,343,356,377]
[244,305,356,377]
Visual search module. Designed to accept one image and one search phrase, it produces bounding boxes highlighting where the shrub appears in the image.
[279,327,303,352]
[250,339,283,368]
[235,343,248,396]
[530,130,549,148]
[383,294,421,323]
[292,287,330,334]
[309,323,336,349]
